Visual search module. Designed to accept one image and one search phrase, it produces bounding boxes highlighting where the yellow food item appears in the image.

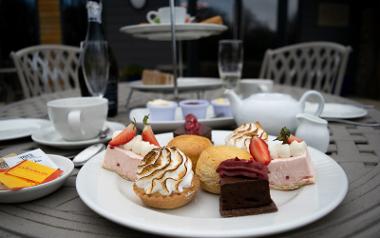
[195,145,251,194]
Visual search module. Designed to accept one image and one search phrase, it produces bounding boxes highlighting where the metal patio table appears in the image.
[0,83,380,238]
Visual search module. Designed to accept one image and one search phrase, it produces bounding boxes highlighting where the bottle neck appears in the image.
[86,22,105,41]
[86,0,104,41]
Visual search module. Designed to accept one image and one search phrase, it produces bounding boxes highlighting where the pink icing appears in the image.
[216,158,268,180]
[103,145,143,181]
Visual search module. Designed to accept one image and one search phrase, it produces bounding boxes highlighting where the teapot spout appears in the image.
[224,89,242,110]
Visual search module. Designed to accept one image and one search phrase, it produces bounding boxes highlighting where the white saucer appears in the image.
[130,107,234,132]
[0,118,50,141]
[31,121,125,149]
[305,103,367,119]
[0,154,74,203]
[127,77,223,93]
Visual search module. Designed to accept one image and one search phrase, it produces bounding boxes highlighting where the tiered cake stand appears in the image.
[120,0,227,103]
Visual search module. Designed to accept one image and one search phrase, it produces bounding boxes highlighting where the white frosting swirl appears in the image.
[135,147,194,196]
[212,98,230,105]
[123,135,157,156]
[269,141,307,159]
[147,99,174,107]
[225,122,268,150]
[111,131,157,156]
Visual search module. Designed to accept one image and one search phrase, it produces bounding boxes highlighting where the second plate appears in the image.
[129,107,234,132]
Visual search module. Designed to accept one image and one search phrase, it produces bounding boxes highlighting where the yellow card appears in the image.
[6,160,59,184]
[0,172,37,190]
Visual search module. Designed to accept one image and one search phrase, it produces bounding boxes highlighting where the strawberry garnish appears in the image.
[274,127,303,144]
[109,121,136,146]
[142,115,160,147]
[249,137,271,165]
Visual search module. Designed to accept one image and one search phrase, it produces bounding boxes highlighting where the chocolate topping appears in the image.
[216,158,268,180]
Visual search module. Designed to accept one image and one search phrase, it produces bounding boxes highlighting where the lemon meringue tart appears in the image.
[133,147,200,209]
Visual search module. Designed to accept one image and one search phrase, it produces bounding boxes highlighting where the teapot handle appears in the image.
[299,90,325,116]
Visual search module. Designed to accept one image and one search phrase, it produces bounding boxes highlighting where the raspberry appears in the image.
[185,114,200,134]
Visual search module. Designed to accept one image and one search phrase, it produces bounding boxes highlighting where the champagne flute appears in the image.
[81,40,110,97]
[218,40,244,90]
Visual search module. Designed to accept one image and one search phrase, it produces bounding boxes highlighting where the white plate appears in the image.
[130,107,234,132]
[133,30,219,41]
[31,121,125,149]
[0,119,50,141]
[305,103,367,119]
[0,154,74,203]
[76,131,348,237]
[128,77,223,92]
[120,23,227,33]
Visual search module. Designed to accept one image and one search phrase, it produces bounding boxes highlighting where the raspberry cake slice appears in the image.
[267,128,315,190]
[103,116,160,181]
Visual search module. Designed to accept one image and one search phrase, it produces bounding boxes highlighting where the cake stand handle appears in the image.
[169,0,178,100]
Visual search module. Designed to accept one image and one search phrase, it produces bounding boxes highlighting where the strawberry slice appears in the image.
[287,134,303,144]
[249,137,271,165]
[142,115,160,147]
[109,121,136,146]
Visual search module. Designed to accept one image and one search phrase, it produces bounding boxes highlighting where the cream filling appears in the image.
[269,141,307,159]
[111,131,157,156]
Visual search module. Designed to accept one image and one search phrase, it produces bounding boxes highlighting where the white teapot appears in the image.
[225,89,325,134]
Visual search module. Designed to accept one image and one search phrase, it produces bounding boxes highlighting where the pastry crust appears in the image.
[195,146,251,194]
[269,177,315,191]
[168,135,212,169]
[133,176,200,209]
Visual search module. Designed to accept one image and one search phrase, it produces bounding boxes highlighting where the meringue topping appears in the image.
[134,147,194,195]
[225,122,268,150]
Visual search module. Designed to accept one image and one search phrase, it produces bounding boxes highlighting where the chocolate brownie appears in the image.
[217,158,278,217]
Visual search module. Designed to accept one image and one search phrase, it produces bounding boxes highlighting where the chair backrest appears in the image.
[11,44,81,98]
[259,42,351,95]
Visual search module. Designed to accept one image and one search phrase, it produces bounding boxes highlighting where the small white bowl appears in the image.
[0,154,74,203]
[211,98,232,117]
[179,99,209,119]
[147,100,177,121]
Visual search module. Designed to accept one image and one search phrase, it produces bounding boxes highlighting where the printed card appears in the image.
[0,149,58,171]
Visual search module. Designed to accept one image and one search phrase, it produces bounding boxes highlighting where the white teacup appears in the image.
[47,97,108,141]
[147,7,186,24]
[239,79,274,98]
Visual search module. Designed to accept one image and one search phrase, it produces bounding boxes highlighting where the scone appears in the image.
[167,134,212,169]
[195,146,251,194]
[133,147,200,209]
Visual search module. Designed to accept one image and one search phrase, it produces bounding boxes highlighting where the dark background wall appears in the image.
[0,0,379,100]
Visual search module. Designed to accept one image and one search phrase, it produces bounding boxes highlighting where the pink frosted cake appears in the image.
[103,134,157,181]
[268,140,315,190]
